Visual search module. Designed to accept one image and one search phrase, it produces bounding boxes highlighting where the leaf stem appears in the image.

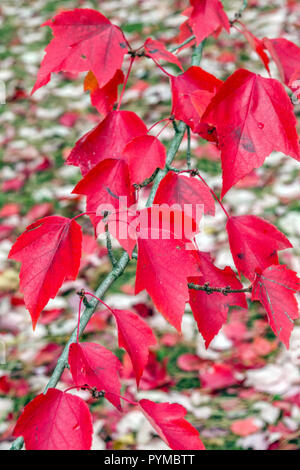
[72,211,96,221]
[147,118,170,133]
[170,35,196,53]
[117,56,135,111]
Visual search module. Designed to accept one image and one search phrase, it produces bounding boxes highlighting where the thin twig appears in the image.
[10,40,206,452]
[186,126,192,169]
[230,0,248,25]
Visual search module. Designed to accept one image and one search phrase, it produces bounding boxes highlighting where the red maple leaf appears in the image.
[227,215,292,280]
[171,66,222,133]
[67,110,147,175]
[13,389,93,450]
[200,363,238,390]
[68,342,122,409]
[8,216,82,329]
[72,158,136,229]
[188,0,230,45]
[252,265,300,347]
[32,9,128,94]
[202,69,300,197]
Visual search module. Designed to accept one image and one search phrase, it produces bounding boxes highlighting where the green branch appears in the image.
[188,282,252,295]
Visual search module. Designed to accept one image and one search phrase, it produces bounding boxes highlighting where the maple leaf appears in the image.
[144,38,183,70]
[13,389,93,450]
[170,66,222,134]
[122,135,166,184]
[188,253,247,347]
[111,309,157,386]
[188,0,230,45]
[72,158,136,229]
[263,37,300,86]
[68,342,122,409]
[84,69,124,117]
[135,207,201,331]
[202,69,300,197]
[200,363,238,390]
[227,215,292,280]
[32,9,128,94]
[139,399,205,450]
[8,216,82,329]
[153,171,215,220]
[67,110,147,175]
[251,265,300,347]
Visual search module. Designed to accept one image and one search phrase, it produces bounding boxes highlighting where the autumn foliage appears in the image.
[9,2,300,451]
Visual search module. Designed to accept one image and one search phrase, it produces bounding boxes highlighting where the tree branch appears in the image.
[188,282,252,295]
[105,225,118,268]
[10,39,205,452]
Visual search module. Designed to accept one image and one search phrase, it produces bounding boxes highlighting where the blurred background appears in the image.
[0,0,300,450]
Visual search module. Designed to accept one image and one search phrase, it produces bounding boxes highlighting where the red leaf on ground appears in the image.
[122,135,166,184]
[227,215,292,280]
[32,9,128,93]
[67,110,147,175]
[202,69,300,197]
[171,66,222,133]
[231,417,260,436]
[69,342,122,409]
